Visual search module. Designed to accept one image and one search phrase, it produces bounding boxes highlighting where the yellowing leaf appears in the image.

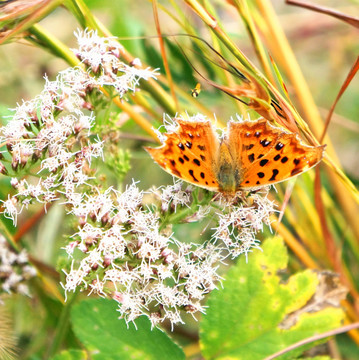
[200,237,345,360]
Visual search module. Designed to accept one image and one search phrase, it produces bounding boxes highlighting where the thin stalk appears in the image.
[46,291,78,358]
[152,0,179,111]
[184,0,255,73]
[0,222,18,252]
[64,0,99,30]
[103,89,160,142]
[272,218,317,269]
[233,0,275,84]
[0,0,63,45]
[255,0,323,133]
[28,24,80,67]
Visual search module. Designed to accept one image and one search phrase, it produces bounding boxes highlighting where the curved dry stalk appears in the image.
[264,322,359,360]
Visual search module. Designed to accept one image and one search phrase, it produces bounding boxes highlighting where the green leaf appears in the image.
[51,349,88,360]
[71,298,185,360]
[200,237,345,360]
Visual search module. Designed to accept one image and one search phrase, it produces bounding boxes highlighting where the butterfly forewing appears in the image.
[145,120,221,191]
[237,127,325,188]
[227,120,282,171]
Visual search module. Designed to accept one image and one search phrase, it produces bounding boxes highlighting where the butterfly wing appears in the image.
[145,119,221,191]
[228,120,325,189]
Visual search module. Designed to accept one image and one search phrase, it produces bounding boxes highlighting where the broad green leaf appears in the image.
[51,349,88,360]
[71,298,185,360]
[200,237,345,360]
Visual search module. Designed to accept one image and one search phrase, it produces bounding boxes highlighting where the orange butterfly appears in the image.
[145,118,325,194]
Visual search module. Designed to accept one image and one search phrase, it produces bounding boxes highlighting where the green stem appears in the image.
[65,0,102,30]
[0,221,19,252]
[28,24,81,67]
[164,205,198,225]
[159,190,214,228]
[46,290,79,358]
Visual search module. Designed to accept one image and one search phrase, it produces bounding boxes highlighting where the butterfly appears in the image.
[145,118,325,194]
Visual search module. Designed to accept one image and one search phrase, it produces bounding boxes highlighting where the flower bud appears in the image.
[0,162,8,175]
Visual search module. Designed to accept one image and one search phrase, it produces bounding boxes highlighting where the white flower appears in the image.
[160,180,192,211]
[98,230,127,261]
[1,119,28,140]
[61,261,89,299]
[88,275,106,297]
[1,196,22,225]
[155,263,174,281]
[63,241,78,257]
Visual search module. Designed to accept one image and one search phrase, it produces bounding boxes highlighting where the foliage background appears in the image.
[0,0,358,359]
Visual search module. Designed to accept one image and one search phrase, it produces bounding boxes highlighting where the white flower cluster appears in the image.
[0,29,158,225]
[0,235,36,298]
[73,29,159,97]
[212,190,276,259]
[155,179,193,212]
[0,67,102,224]
[62,182,223,328]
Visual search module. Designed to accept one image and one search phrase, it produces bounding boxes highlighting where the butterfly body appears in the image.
[145,118,325,194]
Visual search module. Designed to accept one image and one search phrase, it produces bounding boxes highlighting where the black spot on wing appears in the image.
[260,159,269,167]
[269,169,279,181]
[189,169,199,182]
[281,156,288,163]
[260,139,271,147]
[248,154,255,163]
[275,142,284,151]
[193,159,200,166]
[274,154,281,161]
